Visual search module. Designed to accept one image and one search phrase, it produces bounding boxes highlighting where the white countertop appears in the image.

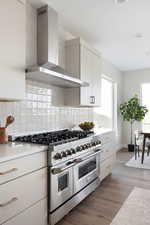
[0,142,47,164]
[94,128,114,136]
[0,128,113,164]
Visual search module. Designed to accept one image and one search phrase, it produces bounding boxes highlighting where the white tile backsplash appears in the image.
[0,80,93,135]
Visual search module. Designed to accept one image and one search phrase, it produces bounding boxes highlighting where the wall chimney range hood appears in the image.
[26,5,89,88]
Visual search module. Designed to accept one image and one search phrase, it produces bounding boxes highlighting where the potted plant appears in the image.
[120,95,148,152]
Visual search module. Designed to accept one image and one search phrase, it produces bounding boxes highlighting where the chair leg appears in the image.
[138,146,140,157]
[141,137,146,164]
[135,145,137,160]
[147,146,150,156]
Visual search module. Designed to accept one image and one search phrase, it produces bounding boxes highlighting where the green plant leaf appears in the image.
[120,95,148,144]
[120,95,148,122]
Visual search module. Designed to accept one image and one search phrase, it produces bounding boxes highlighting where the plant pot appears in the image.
[0,128,8,144]
[128,144,134,152]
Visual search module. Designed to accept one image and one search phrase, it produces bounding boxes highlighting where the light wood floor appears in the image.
[57,149,150,225]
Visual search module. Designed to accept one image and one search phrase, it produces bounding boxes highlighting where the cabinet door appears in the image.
[91,53,101,106]
[0,168,47,224]
[3,199,47,225]
[80,45,93,105]
[100,153,116,181]
[0,0,25,100]
[80,46,101,106]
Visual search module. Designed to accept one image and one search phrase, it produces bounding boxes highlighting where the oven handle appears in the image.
[77,148,101,162]
[51,162,76,175]
[51,149,101,175]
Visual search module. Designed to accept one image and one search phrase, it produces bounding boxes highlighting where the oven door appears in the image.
[74,151,100,194]
[49,162,74,212]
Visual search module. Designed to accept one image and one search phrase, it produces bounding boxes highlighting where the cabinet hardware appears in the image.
[93,96,95,104]
[94,149,101,153]
[0,168,18,175]
[51,163,76,174]
[0,197,18,207]
[90,96,95,104]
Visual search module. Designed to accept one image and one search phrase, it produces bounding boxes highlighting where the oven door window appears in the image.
[58,172,69,192]
[79,157,97,179]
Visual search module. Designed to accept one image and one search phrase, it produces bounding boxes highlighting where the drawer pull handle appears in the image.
[0,197,18,207]
[0,168,18,175]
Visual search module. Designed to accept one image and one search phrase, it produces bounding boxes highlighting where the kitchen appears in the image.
[0,1,150,225]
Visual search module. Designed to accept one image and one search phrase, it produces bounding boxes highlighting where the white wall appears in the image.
[98,58,123,150]
[122,68,150,146]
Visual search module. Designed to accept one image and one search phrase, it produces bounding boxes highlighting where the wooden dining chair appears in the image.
[134,130,150,162]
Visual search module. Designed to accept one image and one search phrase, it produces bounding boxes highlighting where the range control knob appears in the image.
[61,151,67,157]
[82,145,87,150]
[92,142,97,146]
[80,145,85,150]
[89,143,93,147]
[54,153,62,160]
[72,148,77,154]
[97,140,101,145]
[76,146,82,152]
[84,144,89,149]
[71,148,76,154]
[66,150,72,155]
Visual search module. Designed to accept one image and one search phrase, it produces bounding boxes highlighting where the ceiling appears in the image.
[28,0,150,72]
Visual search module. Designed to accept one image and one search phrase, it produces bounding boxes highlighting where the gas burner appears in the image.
[10,129,94,146]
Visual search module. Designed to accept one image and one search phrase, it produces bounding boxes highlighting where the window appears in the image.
[94,75,117,132]
[101,77,113,123]
[141,83,150,130]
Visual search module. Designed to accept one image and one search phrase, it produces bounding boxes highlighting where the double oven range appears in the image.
[11,129,101,225]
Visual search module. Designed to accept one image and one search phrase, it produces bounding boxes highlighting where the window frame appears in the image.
[101,75,117,133]
[141,83,150,130]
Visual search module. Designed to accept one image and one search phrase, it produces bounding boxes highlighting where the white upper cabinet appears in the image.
[0,0,26,101]
[65,38,101,107]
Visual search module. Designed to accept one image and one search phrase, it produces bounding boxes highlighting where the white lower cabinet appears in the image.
[3,198,47,225]
[99,131,116,181]
[0,151,47,185]
[0,168,47,224]
[100,154,116,181]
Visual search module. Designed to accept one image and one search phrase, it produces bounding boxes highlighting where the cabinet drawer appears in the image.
[0,168,47,224]
[100,159,111,181]
[100,132,115,145]
[100,154,116,181]
[109,154,116,169]
[100,143,114,162]
[3,198,47,225]
[0,151,47,185]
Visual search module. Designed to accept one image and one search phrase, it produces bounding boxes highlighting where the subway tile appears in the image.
[0,81,93,134]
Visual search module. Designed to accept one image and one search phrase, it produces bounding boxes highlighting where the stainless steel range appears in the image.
[10,129,101,225]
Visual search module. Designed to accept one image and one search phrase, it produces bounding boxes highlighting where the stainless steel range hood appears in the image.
[26,66,89,88]
[26,5,89,88]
